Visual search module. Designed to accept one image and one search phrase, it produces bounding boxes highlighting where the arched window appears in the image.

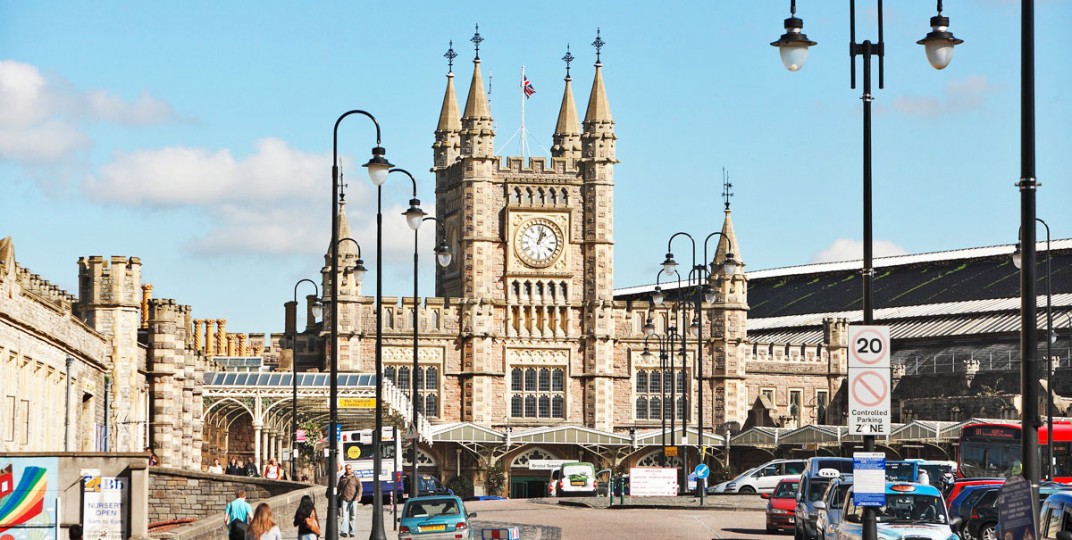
[638,450,681,467]
[538,395,551,418]
[549,189,557,205]
[426,394,438,417]
[385,365,396,385]
[524,368,537,391]
[538,368,551,392]
[512,447,556,468]
[551,369,564,391]
[398,367,411,396]
[650,397,662,420]
[636,397,648,420]
[511,395,523,417]
[676,370,686,393]
[561,189,568,205]
[512,188,521,205]
[415,367,425,390]
[552,395,564,418]
[524,395,537,417]
[649,371,661,394]
[511,368,523,391]
[636,371,648,392]
[509,366,566,419]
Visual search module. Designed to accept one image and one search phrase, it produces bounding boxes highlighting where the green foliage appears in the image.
[446,474,474,498]
[484,462,506,496]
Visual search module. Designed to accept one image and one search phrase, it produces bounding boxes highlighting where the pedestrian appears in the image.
[225,490,253,540]
[245,502,282,540]
[209,458,224,474]
[337,464,363,537]
[263,458,281,480]
[917,468,930,486]
[146,447,159,466]
[244,459,259,477]
[227,458,242,476]
[293,495,320,540]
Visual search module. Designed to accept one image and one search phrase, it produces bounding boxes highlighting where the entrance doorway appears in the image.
[509,475,549,499]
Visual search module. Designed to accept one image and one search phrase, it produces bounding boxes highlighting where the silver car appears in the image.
[814,476,853,540]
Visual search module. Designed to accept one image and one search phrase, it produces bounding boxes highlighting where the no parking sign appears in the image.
[848,326,891,435]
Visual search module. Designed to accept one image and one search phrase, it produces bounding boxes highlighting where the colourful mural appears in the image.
[0,458,58,540]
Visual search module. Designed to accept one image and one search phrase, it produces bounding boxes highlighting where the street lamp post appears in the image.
[330,109,391,540]
[408,214,452,498]
[652,271,690,490]
[290,278,322,481]
[660,232,737,505]
[1012,217,1053,480]
[770,2,963,538]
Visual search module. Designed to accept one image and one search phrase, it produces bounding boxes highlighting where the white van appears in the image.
[721,458,806,493]
[555,462,597,497]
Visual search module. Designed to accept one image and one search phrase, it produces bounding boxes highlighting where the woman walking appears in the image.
[293,495,320,540]
[245,503,282,540]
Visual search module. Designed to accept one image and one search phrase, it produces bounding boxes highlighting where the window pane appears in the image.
[636,398,648,420]
[511,368,523,391]
[552,396,564,418]
[525,396,537,417]
[538,368,550,392]
[650,371,661,394]
[676,371,686,393]
[426,394,438,417]
[538,396,550,418]
[525,368,536,391]
[415,367,425,390]
[552,369,564,391]
[385,366,396,384]
[415,392,424,416]
[650,397,661,420]
[398,367,411,394]
[511,395,523,418]
[426,367,438,390]
[636,371,648,393]
[664,371,672,394]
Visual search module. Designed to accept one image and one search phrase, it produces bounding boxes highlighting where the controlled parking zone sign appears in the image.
[848,325,891,435]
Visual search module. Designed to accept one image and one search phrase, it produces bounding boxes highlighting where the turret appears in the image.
[580,30,617,165]
[551,45,581,161]
[460,27,495,160]
[433,41,462,171]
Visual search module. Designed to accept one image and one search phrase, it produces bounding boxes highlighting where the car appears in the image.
[795,457,854,540]
[945,478,1004,510]
[1039,491,1072,540]
[709,466,760,494]
[960,488,999,540]
[398,495,477,540]
[814,475,853,540]
[763,478,800,533]
[402,473,453,499]
[834,482,960,540]
[555,461,597,497]
[948,484,999,538]
[886,461,919,483]
[548,468,561,497]
[719,459,807,494]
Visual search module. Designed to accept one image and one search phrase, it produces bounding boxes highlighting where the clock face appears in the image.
[517,220,562,267]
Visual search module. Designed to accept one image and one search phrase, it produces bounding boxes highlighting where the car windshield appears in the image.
[854,494,947,525]
[405,499,460,518]
[774,482,800,498]
[809,479,832,502]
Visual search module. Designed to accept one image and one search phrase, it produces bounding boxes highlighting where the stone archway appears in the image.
[509,447,560,499]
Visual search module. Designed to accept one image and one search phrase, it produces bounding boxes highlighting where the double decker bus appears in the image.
[338,429,403,503]
[958,420,1072,483]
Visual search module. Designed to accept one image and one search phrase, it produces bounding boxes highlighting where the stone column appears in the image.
[205,321,216,358]
[193,320,204,353]
[253,422,263,471]
[238,334,248,356]
[216,319,227,356]
[140,284,152,329]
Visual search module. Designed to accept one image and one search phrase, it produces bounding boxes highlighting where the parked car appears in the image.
[795,457,853,540]
[1039,491,1072,540]
[960,487,999,540]
[949,484,1000,538]
[763,478,800,533]
[398,495,477,540]
[719,459,806,494]
[834,482,960,540]
[402,473,453,498]
[945,478,1004,510]
[555,461,597,497]
[709,466,760,494]
[814,475,853,540]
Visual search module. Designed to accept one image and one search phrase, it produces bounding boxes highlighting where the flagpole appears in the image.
[520,65,527,162]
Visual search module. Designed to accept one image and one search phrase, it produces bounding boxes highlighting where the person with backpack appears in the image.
[224,490,253,540]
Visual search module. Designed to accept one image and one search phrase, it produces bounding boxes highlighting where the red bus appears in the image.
[958,421,1072,483]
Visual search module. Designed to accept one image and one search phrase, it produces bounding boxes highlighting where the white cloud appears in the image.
[0,60,180,165]
[890,75,994,117]
[809,238,909,264]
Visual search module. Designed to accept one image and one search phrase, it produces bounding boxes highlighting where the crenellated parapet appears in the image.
[146,297,204,470]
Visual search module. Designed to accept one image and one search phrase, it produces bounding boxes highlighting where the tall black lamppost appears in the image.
[640,329,669,456]
[290,278,322,481]
[659,232,737,504]
[407,212,452,498]
[651,272,689,490]
[375,167,427,533]
[330,109,391,540]
[1012,217,1053,480]
[770,2,963,537]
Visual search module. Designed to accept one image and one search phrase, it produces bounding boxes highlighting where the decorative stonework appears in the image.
[506,348,569,365]
[383,346,445,363]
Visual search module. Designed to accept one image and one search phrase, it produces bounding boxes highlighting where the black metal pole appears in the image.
[411,223,420,499]
[695,271,704,505]
[860,33,878,540]
[372,185,386,539]
[1019,0,1040,504]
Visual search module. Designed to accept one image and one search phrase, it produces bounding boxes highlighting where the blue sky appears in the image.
[2,1,1069,334]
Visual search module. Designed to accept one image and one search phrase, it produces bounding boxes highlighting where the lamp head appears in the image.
[652,286,664,306]
[404,199,427,230]
[771,16,816,72]
[435,240,453,268]
[661,253,678,275]
[1011,244,1023,269]
[641,347,652,360]
[310,300,324,320]
[364,146,393,186]
[917,14,963,70]
[351,259,368,282]
[722,252,738,276]
[702,283,717,304]
[689,317,700,337]
[643,318,655,337]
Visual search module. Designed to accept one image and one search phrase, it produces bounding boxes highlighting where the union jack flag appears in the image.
[522,75,535,98]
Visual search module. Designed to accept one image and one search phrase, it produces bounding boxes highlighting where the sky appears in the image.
[2,1,1070,335]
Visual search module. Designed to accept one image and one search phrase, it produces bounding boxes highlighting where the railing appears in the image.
[897,350,1071,375]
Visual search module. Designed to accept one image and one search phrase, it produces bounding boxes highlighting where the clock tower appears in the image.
[431,31,618,430]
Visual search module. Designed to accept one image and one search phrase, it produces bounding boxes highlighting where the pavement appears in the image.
[543,493,768,511]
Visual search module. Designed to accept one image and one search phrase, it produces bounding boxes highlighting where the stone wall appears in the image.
[155,483,326,540]
[147,467,309,526]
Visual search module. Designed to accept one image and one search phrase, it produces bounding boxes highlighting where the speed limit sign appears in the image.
[848,326,890,368]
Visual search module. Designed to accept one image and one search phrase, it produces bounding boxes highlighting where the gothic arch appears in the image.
[401,447,438,468]
[510,447,559,468]
[636,449,681,468]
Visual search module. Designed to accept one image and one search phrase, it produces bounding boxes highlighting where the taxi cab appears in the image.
[833,482,960,540]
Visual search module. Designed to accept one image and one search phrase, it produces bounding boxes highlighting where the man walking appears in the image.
[337,464,363,537]
[224,490,252,540]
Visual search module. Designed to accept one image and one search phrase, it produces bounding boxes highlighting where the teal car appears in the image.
[835,482,961,540]
[398,495,477,540]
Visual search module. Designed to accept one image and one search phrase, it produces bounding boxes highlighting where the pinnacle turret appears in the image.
[581,29,616,165]
[433,41,462,170]
[460,26,495,159]
[552,45,581,160]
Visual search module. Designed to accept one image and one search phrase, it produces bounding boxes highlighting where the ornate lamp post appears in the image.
[660,232,736,504]
[408,213,452,497]
[1012,217,1053,480]
[290,278,322,480]
[329,109,391,540]
[771,2,963,536]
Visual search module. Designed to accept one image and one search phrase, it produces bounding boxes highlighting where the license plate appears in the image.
[571,481,585,486]
[421,524,446,532]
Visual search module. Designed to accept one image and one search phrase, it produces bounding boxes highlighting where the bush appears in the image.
[446,474,474,499]
[484,463,505,497]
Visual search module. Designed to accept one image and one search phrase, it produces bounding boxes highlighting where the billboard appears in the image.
[0,457,60,540]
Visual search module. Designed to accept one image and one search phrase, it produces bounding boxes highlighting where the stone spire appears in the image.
[434,41,462,170]
[552,45,581,160]
[461,25,495,159]
[715,207,743,274]
[581,29,616,164]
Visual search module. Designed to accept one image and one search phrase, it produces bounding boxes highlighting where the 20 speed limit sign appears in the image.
[848,326,891,435]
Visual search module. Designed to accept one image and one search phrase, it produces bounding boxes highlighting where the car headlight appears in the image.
[726,483,736,488]
[769,509,792,515]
